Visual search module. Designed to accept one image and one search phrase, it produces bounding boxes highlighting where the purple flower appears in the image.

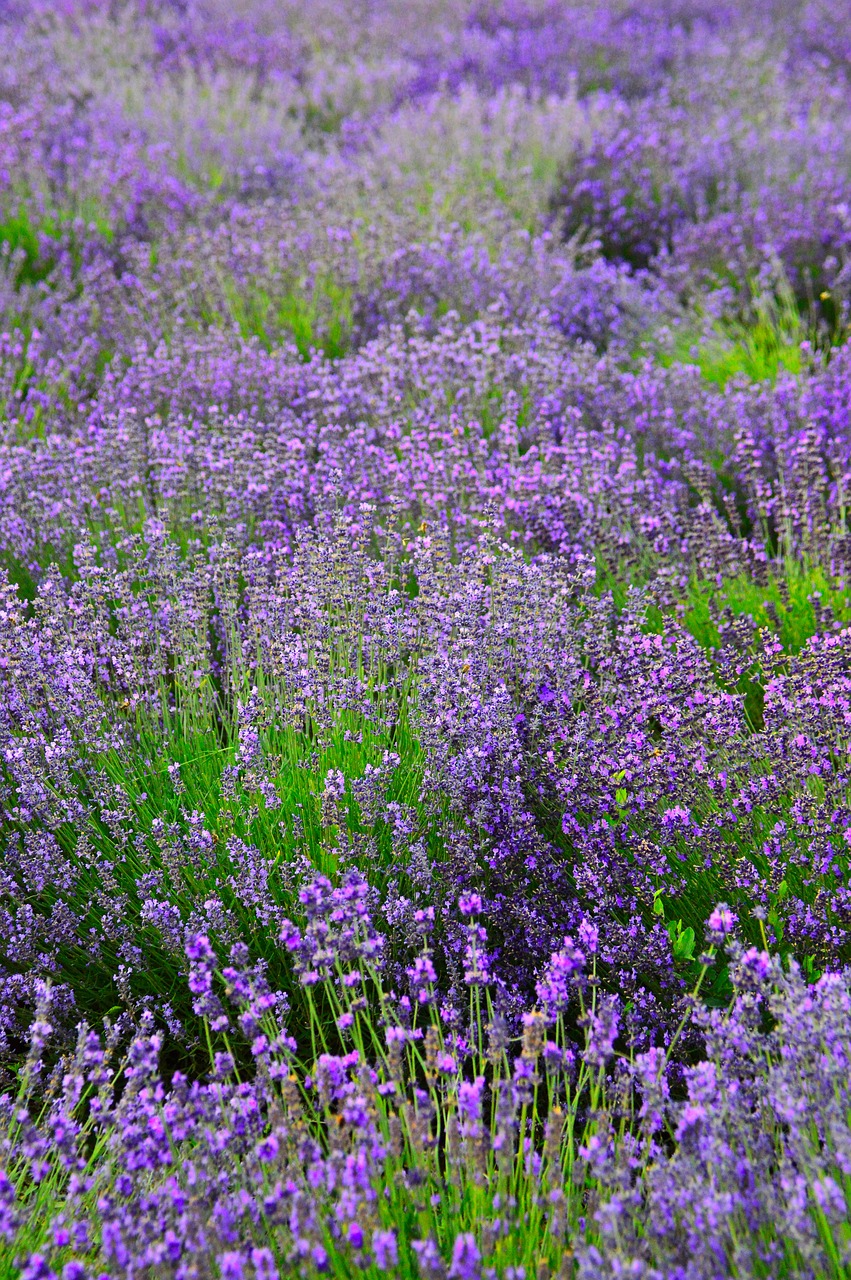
[577,918,599,955]
[255,1134,279,1163]
[448,1233,480,1280]
[736,947,773,990]
[251,1249,279,1280]
[463,922,490,987]
[279,920,302,951]
[220,1253,245,1280]
[458,1076,486,1133]
[185,933,229,1031]
[685,1061,718,1107]
[412,1238,447,1280]
[213,1052,235,1079]
[21,1259,56,1280]
[813,1176,847,1225]
[414,907,435,935]
[582,995,620,1068]
[536,937,586,1016]
[407,954,437,1003]
[512,1055,538,1106]
[633,1046,670,1134]
[372,1229,398,1270]
[707,903,736,946]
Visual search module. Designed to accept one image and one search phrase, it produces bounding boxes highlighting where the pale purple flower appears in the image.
[372,1229,398,1270]
[707,904,736,946]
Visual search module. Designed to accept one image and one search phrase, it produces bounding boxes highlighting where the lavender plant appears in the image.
[2,0,851,1273]
[5,884,851,1280]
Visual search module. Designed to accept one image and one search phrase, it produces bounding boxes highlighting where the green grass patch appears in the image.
[215,273,353,358]
[654,271,851,388]
[662,286,805,387]
[0,195,113,287]
[683,562,851,654]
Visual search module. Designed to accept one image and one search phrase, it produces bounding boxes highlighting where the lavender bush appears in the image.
[2,0,851,1275]
[5,888,851,1279]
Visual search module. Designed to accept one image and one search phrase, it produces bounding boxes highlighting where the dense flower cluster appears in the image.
[5,891,851,1279]
[2,0,851,1274]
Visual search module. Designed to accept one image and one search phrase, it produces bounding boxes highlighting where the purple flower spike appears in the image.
[448,1233,481,1280]
[458,893,483,919]
[372,1229,398,1270]
[220,1253,246,1280]
[707,904,736,946]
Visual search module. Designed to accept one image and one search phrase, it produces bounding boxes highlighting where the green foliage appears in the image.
[0,208,47,286]
[654,267,851,388]
[663,289,804,388]
[3,672,429,1056]
[683,562,851,654]
[218,274,353,358]
[0,195,113,287]
[303,97,345,136]
[685,321,802,387]
[0,922,722,1279]
[0,531,448,1063]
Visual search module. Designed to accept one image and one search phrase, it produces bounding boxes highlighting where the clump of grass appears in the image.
[683,561,851,653]
[215,273,353,357]
[0,209,49,287]
[0,195,113,287]
[6,881,851,1280]
[663,279,808,387]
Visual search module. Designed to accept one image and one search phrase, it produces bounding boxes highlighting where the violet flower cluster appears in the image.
[1,516,851,1042]
[6,884,851,1280]
[0,0,851,1274]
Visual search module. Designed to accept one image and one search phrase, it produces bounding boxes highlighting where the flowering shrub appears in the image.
[5,885,851,1279]
[2,0,851,1274]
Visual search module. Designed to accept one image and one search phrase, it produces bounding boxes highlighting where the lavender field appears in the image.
[4,1,851,1276]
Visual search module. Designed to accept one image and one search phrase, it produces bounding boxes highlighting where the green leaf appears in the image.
[673,926,695,962]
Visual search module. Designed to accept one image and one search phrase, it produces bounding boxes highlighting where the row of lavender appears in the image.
[7,888,851,1280]
[5,514,851,1277]
[7,311,851,578]
[4,1,851,1277]
[4,0,851,576]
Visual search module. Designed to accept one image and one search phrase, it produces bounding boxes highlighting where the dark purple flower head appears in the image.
[251,1248,279,1280]
[458,893,483,919]
[734,947,773,991]
[412,1237,447,1280]
[577,918,599,955]
[414,907,435,936]
[220,1253,245,1280]
[536,937,587,1017]
[582,994,621,1068]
